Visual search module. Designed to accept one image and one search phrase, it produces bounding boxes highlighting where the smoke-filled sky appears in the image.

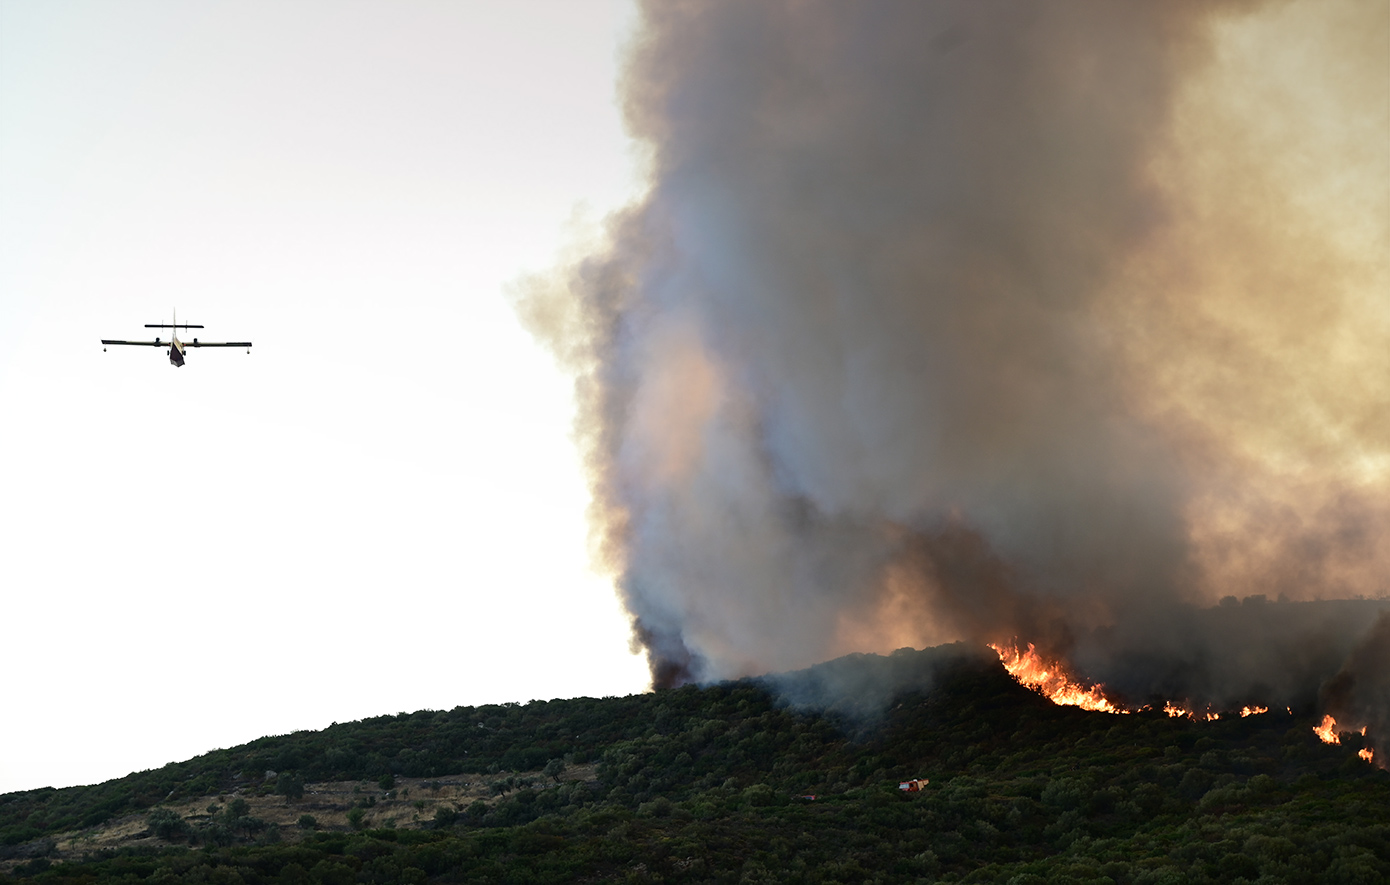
[519,0,1389,697]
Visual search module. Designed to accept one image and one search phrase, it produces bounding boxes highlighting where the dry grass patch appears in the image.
[2,764,600,871]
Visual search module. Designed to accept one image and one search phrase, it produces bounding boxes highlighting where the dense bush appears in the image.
[2,646,1387,882]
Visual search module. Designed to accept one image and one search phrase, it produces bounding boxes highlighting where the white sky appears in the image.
[0,0,650,794]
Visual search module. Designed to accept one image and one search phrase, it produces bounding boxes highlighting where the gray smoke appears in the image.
[514,0,1389,711]
[1321,612,1390,766]
[1074,597,1390,714]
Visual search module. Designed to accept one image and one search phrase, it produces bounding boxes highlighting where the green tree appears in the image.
[544,758,567,783]
[145,807,191,842]
[276,772,305,802]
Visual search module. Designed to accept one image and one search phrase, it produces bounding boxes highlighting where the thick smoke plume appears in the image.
[514,0,1389,715]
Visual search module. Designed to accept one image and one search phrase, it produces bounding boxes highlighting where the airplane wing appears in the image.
[186,341,253,347]
[101,339,165,346]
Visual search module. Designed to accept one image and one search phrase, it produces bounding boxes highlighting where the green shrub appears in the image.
[276,773,305,802]
[145,808,191,842]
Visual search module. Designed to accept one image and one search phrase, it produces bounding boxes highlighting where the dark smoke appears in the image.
[1075,597,1390,714]
[1321,612,1390,766]
[513,0,1389,725]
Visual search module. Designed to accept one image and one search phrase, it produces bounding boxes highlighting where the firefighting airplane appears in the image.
[101,312,252,367]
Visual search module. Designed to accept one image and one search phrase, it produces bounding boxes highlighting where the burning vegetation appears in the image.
[988,641,1247,719]
[988,642,1124,714]
[991,641,1380,767]
[1163,704,1221,722]
[1315,714,1342,745]
[1314,715,1376,765]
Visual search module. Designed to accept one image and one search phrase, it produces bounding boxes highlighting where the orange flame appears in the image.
[1163,702,1222,721]
[1313,716,1378,765]
[992,642,1352,758]
[1314,714,1340,745]
[989,642,1125,713]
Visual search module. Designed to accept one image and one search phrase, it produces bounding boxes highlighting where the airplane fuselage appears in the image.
[169,335,186,367]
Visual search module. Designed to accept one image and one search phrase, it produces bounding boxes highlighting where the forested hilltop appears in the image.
[2,644,1386,883]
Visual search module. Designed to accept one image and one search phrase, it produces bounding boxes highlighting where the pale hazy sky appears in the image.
[0,0,650,794]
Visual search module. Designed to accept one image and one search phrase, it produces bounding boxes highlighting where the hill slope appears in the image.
[3,643,1387,883]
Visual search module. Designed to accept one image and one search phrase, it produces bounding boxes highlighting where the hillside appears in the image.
[2,643,1387,883]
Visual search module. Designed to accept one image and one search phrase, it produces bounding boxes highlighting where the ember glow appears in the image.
[1164,702,1223,721]
[989,643,1125,714]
